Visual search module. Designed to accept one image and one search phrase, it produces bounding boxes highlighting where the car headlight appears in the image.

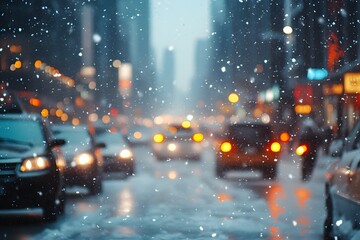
[153,133,164,143]
[73,153,95,166]
[119,149,133,159]
[20,157,51,172]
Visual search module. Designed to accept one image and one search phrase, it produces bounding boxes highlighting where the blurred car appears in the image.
[152,122,204,160]
[324,119,360,239]
[95,128,135,176]
[126,124,153,146]
[0,114,66,221]
[52,124,105,195]
[214,122,281,179]
[0,90,24,114]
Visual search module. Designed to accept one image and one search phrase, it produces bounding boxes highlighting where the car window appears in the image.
[228,124,271,143]
[0,119,44,146]
[53,128,91,146]
[97,132,125,144]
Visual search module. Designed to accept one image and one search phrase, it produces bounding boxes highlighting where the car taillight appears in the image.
[192,133,204,142]
[280,132,290,142]
[153,133,164,143]
[220,142,232,153]
[296,144,308,156]
[270,141,281,153]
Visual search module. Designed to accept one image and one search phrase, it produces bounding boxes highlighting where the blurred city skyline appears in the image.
[151,0,211,94]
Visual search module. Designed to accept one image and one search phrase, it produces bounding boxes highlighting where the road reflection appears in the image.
[251,183,313,240]
[266,184,285,240]
[117,188,134,216]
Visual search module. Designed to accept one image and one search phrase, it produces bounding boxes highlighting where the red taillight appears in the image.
[270,142,281,153]
[296,144,308,156]
[220,142,232,153]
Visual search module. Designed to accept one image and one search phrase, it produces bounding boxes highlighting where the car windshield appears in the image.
[97,131,125,144]
[53,127,91,147]
[2,1,359,239]
[0,119,43,147]
[229,124,271,143]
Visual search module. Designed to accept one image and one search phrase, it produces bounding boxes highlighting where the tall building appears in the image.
[157,48,175,114]
[191,39,211,115]
[0,0,81,115]
[208,0,233,112]
[116,0,153,117]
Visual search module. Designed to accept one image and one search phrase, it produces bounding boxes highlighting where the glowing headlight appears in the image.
[120,149,133,159]
[74,153,94,166]
[167,143,177,152]
[20,157,50,172]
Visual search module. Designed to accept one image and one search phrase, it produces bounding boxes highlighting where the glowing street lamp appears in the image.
[283,26,293,35]
[228,93,239,103]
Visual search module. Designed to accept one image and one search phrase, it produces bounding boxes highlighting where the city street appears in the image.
[0,142,331,240]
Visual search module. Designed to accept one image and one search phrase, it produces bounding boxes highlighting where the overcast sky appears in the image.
[151,0,211,93]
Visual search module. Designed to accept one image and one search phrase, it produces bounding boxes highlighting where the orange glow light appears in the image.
[295,104,312,114]
[29,98,42,107]
[168,170,177,180]
[280,132,290,142]
[220,142,232,153]
[55,109,63,117]
[228,93,239,103]
[217,193,232,202]
[61,113,68,122]
[102,115,111,124]
[41,109,49,118]
[10,45,22,53]
[153,134,164,143]
[192,133,204,142]
[296,145,308,156]
[270,142,281,153]
[34,60,42,69]
[182,120,191,129]
[72,118,80,126]
[134,131,142,139]
[14,60,22,69]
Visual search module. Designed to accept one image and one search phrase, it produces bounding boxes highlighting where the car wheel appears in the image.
[216,162,225,178]
[324,186,335,240]
[127,164,135,177]
[89,176,103,195]
[43,200,58,222]
[57,187,66,215]
[262,166,277,180]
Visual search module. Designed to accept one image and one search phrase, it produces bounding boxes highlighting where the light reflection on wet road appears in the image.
[0,143,328,239]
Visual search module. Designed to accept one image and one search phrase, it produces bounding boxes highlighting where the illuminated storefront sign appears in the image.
[344,73,360,94]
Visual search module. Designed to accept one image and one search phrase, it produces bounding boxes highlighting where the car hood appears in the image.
[0,146,46,160]
[61,145,91,161]
[102,144,127,156]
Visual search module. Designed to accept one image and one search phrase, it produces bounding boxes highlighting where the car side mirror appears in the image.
[96,142,106,149]
[329,139,344,158]
[50,139,66,148]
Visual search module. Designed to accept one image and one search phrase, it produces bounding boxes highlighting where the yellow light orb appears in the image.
[228,93,239,103]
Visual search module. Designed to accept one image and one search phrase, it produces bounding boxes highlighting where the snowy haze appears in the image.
[151,0,211,94]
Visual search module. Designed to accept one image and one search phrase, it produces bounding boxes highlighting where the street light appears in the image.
[228,93,239,103]
[283,26,293,35]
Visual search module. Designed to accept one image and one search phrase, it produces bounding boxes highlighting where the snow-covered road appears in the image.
[0,143,331,240]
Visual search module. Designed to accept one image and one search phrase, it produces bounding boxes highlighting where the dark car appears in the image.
[152,122,204,160]
[324,119,360,239]
[214,122,281,179]
[0,114,66,221]
[51,124,105,195]
[96,128,135,176]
